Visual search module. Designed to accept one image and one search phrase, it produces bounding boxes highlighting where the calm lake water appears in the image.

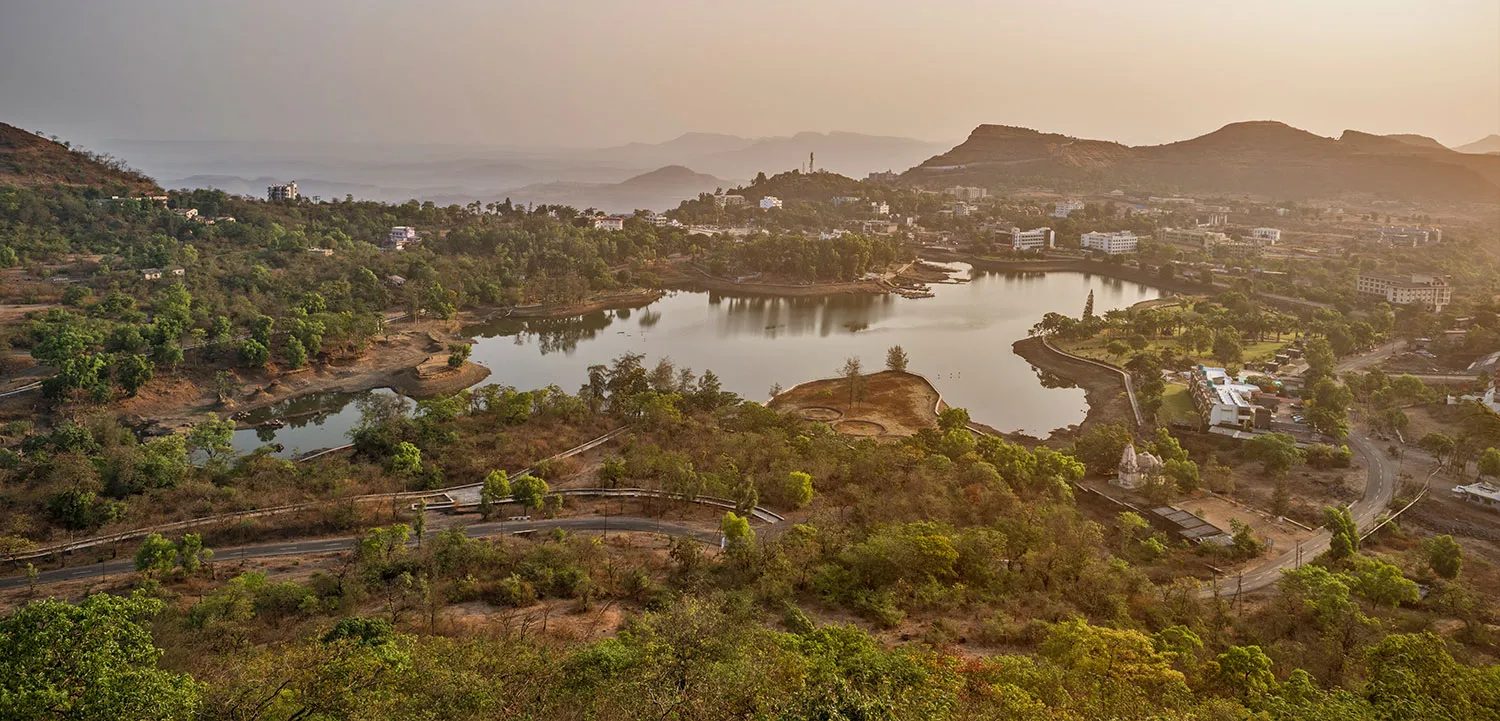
[232,264,1161,457]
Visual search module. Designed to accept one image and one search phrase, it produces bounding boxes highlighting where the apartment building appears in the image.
[267,182,299,201]
[714,194,746,208]
[1189,365,1269,429]
[946,186,988,201]
[1356,272,1452,311]
[1080,231,1140,255]
[1249,227,1282,244]
[1358,226,1441,247]
[592,216,626,231]
[759,196,783,210]
[1052,199,1085,218]
[1157,227,1229,250]
[1008,226,1055,251]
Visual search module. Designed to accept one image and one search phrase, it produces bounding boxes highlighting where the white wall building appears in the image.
[1356,273,1452,312]
[388,226,420,249]
[715,194,746,207]
[1453,482,1500,510]
[1250,227,1282,244]
[267,182,299,201]
[1008,226,1055,251]
[592,216,626,231]
[1189,365,1265,428]
[1157,227,1229,249]
[759,196,783,210]
[872,201,890,216]
[1358,226,1441,247]
[1080,230,1140,255]
[946,186,988,201]
[1053,199,1085,218]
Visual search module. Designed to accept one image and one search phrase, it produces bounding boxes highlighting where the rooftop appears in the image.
[1454,482,1500,503]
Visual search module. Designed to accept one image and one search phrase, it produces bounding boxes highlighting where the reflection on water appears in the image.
[231,388,401,458]
[239,264,1161,456]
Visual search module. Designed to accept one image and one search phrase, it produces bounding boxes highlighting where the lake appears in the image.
[232,264,1161,457]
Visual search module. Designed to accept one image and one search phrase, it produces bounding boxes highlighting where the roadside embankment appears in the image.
[1012,336,1138,434]
[505,290,665,320]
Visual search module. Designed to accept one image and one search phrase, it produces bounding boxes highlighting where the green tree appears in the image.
[1105,340,1130,361]
[1212,331,1243,367]
[479,470,510,521]
[134,533,179,577]
[1212,645,1276,699]
[885,345,909,372]
[512,475,549,513]
[176,533,210,574]
[1163,458,1200,492]
[1247,432,1305,478]
[115,353,154,396]
[1423,535,1462,579]
[0,593,201,720]
[238,339,270,368]
[721,511,754,551]
[187,418,234,462]
[1478,448,1500,479]
[282,335,307,369]
[785,471,814,508]
[1347,556,1419,607]
[1073,423,1132,475]
[1324,506,1359,561]
[447,342,472,368]
[390,442,423,478]
[839,356,865,408]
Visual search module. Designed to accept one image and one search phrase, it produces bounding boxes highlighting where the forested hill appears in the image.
[0,122,159,194]
[906,121,1500,201]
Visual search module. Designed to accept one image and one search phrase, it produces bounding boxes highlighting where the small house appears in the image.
[141,268,163,281]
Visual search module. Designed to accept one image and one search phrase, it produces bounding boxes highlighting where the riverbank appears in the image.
[923,249,1214,296]
[1011,335,1136,435]
[663,263,888,297]
[502,290,665,320]
[118,321,469,435]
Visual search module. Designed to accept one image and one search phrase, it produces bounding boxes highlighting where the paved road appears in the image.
[1201,430,1396,598]
[1,517,720,590]
[1336,340,1404,373]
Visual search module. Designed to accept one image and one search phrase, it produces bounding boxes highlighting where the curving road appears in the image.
[1,517,721,591]
[1200,430,1396,598]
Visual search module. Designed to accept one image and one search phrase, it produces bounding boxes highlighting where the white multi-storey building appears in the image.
[872,201,890,216]
[1250,227,1282,244]
[592,216,626,231]
[1157,227,1229,249]
[759,196,783,210]
[1080,230,1140,255]
[1053,199,1085,218]
[388,226,420,249]
[946,186,988,201]
[1356,273,1452,312]
[1008,226,1055,251]
[267,182,299,201]
[1189,365,1267,429]
[1358,226,1441,247]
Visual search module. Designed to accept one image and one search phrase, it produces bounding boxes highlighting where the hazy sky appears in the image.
[2,0,1498,148]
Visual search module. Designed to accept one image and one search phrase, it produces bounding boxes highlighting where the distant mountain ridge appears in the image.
[1456,134,1500,155]
[910,121,1500,201]
[0,122,159,193]
[591,131,951,180]
[504,165,729,213]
